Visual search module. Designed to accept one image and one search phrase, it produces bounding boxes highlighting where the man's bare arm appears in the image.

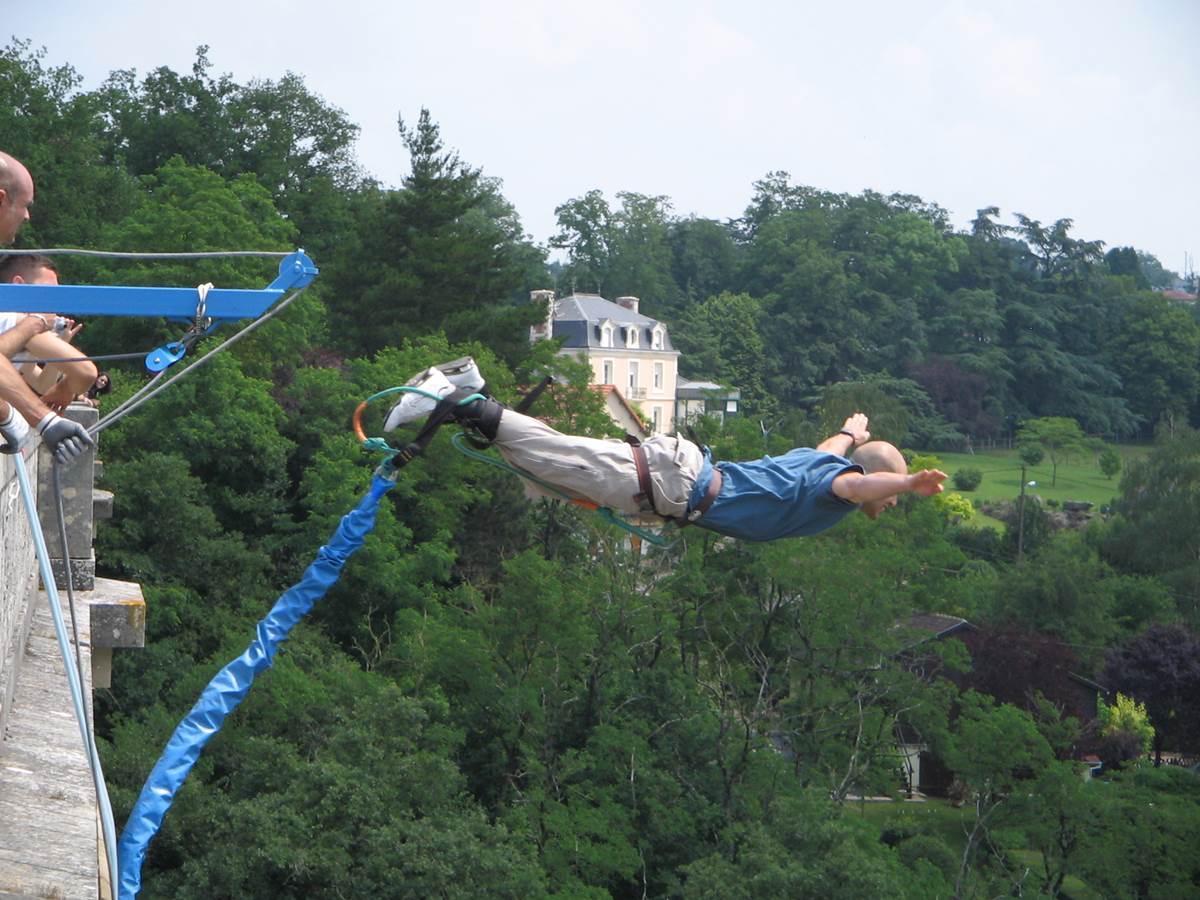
[0,314,50,359]
[831,468,948,504]
[816,412,870,455]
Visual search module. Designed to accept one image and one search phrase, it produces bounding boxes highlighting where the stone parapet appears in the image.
[37,403,97,590]
[0,441,39,746]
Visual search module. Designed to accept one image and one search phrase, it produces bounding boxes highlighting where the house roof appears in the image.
[1067,672,1109,695]
[592,384,648,432]
[677,378,741,400]
[896,613,975,641]
[552,293,675,352]
[1162,289,1197,301]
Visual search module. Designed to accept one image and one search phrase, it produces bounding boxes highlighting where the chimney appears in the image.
[529,289,556,343]
[615,296,639,315]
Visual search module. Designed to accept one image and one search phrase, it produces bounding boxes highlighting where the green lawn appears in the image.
[846,795,973,849]
[917,445,1149,509]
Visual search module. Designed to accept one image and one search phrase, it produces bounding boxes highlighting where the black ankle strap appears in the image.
[394,388,481,466]
[515,375,554,414]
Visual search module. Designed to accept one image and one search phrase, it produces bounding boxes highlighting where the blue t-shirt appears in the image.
[688,448,863,542]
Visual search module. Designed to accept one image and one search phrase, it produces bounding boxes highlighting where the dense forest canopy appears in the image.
[4,40,1198,898]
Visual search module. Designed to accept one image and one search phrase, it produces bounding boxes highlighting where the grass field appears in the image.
[915,445,1150,509]
[846,795,973,848]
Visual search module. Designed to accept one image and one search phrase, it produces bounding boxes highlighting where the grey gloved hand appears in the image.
[38,414,95,464]
[0,408,30,451]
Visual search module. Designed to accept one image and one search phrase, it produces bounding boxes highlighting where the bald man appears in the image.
[0,149,95,462]
[0,151,33,245]
[385,360,948,541]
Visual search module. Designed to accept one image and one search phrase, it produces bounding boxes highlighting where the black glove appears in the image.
[38,414,96,464]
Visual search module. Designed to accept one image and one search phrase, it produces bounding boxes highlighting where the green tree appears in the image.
[667,216,740,314]
[1019,442,1045,467]
[1017,416,1088,486]
[1102,428,1200,622]
[1016,761,1105,897]
[1098,446,1121,479]
[605,190,677,311]
[550,188,614,294]
[1013,214,1105,282]
[674,292,772,415]
[1073,768,1200,897]
[818,381,909,446]
[1097,692,1154,764]
[1105,246,1150,289]
[75,156,310,379]
[93,47,363,249]
[1109,294,1200,433]
[329,108,543,354]
[1104,624,1200,763]
[0,39,139,247]
[942,692,1054,896]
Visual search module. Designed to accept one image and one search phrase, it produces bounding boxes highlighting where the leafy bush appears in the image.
[1099,447,1122,479]
[1019,443,1045,467]
[898,834,958,879]
[952,467,983,491]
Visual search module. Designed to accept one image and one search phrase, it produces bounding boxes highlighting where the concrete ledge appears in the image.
[88,578,145,650]
[92,490,113,523]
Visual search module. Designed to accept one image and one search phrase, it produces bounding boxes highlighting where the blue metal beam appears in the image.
[0,250,317,322]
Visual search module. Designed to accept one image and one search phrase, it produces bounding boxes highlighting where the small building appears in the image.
[893,614,977,796]
[530,290,679,434]
[674,379,741,426]
[894,617,1112,796]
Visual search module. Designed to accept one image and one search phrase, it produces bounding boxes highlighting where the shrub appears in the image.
[1099,447,1122,479]
[952,467,983,491]
[898,834,958,879]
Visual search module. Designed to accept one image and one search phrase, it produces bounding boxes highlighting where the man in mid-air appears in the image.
[382,359,947,542]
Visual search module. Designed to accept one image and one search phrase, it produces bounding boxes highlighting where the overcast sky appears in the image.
[17,0,1200,273]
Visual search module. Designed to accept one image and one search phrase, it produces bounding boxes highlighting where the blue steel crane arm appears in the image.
[0,250,318,323]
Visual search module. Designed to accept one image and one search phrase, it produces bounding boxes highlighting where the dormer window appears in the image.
[626,326,640,349]
[600,320,614,348]
[651,325,665,350]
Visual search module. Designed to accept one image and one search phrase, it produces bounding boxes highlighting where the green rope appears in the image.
[450,433,674,547]
[359,386,487,460]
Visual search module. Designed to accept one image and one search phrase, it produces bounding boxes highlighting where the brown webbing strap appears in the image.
[624,435,657,514]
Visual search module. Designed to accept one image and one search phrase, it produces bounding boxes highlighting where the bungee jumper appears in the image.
[377,358,949,543]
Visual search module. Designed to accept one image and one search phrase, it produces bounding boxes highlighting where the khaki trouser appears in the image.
[494,410,705,517]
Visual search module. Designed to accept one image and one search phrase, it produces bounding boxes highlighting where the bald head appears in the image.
[0,151,34,245]
[851,441,907,475]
